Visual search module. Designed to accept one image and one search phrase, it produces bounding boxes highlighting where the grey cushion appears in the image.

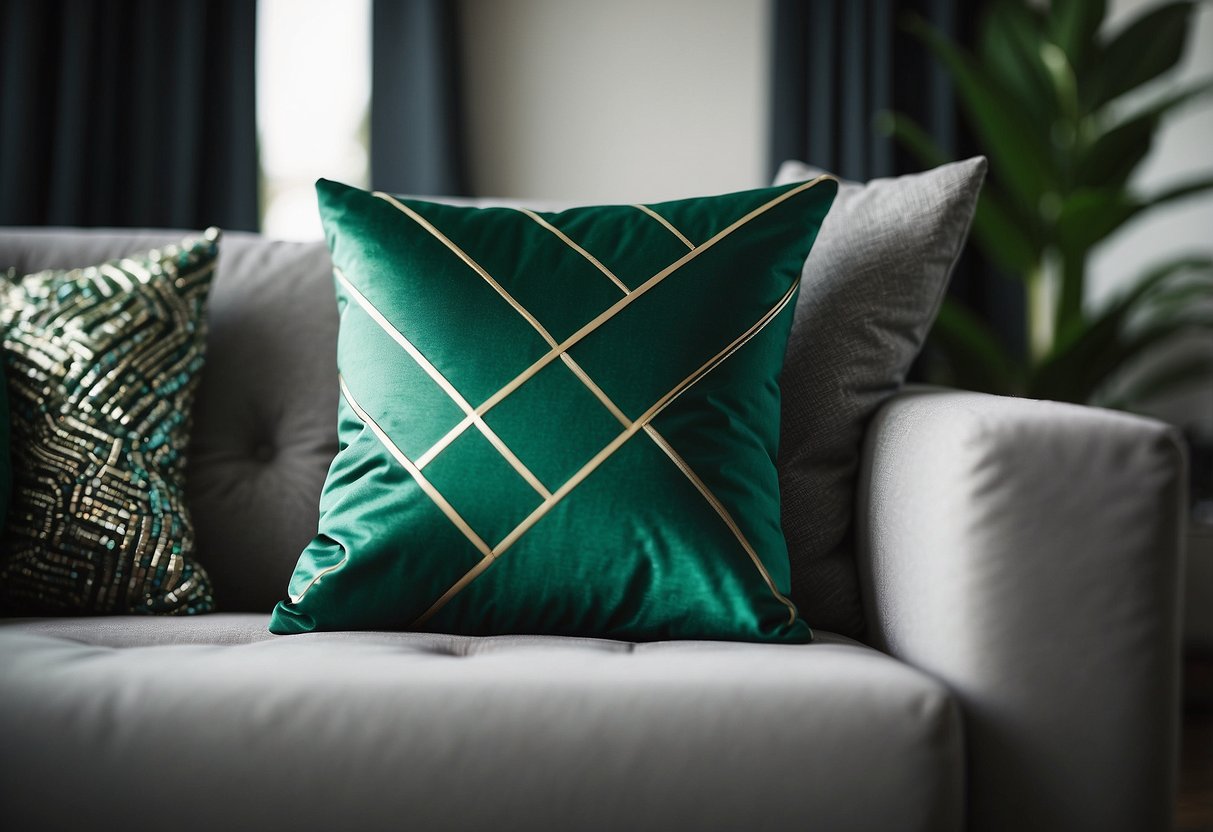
[0,230,339,611]
[0,614,962,832]
[773,158,987,637]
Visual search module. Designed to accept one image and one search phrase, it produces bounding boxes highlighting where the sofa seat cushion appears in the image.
[0,615,961,832]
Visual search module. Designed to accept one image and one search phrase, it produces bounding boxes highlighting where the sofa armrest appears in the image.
[856,388,1186,832]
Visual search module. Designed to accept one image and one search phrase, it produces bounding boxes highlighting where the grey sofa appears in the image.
[0,228,1187,832]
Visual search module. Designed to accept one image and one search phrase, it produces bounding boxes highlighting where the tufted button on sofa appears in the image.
[0,227,1187,832]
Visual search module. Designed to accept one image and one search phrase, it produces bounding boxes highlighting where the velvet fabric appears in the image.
[271,177,837,641]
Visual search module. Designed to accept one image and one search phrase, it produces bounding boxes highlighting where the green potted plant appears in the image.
[884,0,1213,407]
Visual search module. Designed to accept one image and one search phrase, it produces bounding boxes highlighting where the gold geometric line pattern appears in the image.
[416,348,628,466]
[373,191,555,341]
[339,374,493,560]
[517,208,631,294]
[352,182,829,627]
[404,176,834,465]
[416,417,472,469]
[288,552,349,604]
[372,193,638,445]
[643,425,798,625]
[509,209,646,425]
[411,275,803,627]
[410,552,496,626]
[633,204,696,250]
[335,267,552,499]
[558,354,632,428]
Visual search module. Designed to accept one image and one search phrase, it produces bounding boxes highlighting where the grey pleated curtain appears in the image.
[370,0,469,196]
[0,0,259,230]
[769,0,1025,361]
[769,0,966,182]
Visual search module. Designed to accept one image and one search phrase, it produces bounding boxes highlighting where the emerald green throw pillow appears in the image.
[270,177,837,641]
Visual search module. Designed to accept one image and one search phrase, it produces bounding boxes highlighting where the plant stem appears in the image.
[1028,257,1055,366]
[1055,248,1086,344]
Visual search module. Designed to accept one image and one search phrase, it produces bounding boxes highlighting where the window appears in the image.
[257,0,371,240]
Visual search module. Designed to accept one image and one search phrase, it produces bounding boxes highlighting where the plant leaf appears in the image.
[1055,187,1138,254]
[882,111,1039,276]
[1144,175,1213,210]
[1103,352,1213,409]
[924,298,1021,394]
[970,192,1040,276]
[1077,79,1213,188]
[1055,175,1213,255]
[1032,256,1212,400]
[1050,0,1107,73]
[1115,255,1211,307]
[904,13,1058,217]
[1076,118,1152,189]
[978,1,1055,124]
[876,112,949,169]
[1136,278,1213,318]
[1087,1,1195,110]
[1054,255,1211,350]
[1033,313,1212,402]
[1076,118,1153,190]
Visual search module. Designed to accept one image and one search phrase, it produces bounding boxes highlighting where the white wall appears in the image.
[257,0,371,240]
[460,0,768,203]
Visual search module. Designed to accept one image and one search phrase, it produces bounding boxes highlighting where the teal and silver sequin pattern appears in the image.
[0,229,220,615]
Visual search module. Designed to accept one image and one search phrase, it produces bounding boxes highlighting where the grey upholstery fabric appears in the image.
[187,236,337,610]
[773,158,986,638]
[856,388,1185,832]
[0,229,338,611]
[0,614,963,832]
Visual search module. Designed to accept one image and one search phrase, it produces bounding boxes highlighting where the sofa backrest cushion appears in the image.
[0,229,338,611]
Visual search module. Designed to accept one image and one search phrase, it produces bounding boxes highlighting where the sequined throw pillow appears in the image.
[271,178,837,641]
[0,229,220,615]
